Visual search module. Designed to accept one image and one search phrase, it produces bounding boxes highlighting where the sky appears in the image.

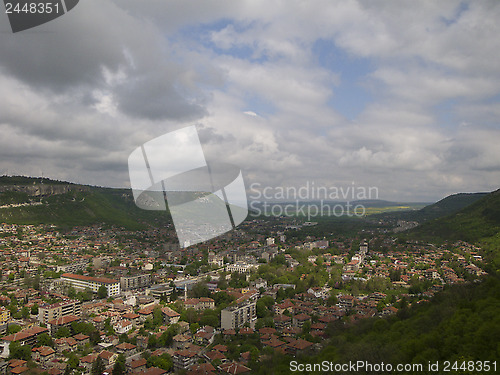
[0,0,499,202]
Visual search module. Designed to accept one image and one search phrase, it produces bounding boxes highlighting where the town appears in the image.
[0,220,488,375]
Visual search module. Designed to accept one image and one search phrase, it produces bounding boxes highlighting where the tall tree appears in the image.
[91,357,105,375]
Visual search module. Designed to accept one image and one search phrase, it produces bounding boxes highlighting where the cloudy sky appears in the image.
[0,0,499,202]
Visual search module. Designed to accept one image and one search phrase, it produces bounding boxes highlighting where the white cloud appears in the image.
[1,0,499,201]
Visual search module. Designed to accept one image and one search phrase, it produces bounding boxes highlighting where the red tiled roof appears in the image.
[238,327,254,335]
[175,349,197,358]
[122,312,140,319]
[220,362,251,374]
[80,354,97,364]
[212,344,227,352]
[205,350,226,361]
[129,358,147,369]
[138,367,167,375]
[11,366,29,374]
[2,326,48,342]
[99,350,115,360]
[48,315,79,326]
[116,342,136,350]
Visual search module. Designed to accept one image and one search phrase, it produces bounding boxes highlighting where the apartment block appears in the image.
[120,274,152,291]
[61,273,120,297]
[220,300,257,330]
[38,299,82,324]
[0,307,10,325]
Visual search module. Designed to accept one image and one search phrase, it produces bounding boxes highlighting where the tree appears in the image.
[191,282,210,298]
[9,342,31,361]
[21,306,29,319]
[67,287,77,299]
[54,327,71,338]
[7,324,21,335]
[112,354,126,375]
[30,303,39,316]
[146,353,172,371]
[189,323,200,335]
[37,333,54,348]
[147,335,158,349]
[91,356,105,375]
[65,352,79,370]
[97,285,108,299]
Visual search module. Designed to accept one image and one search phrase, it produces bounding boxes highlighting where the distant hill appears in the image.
[375,192,488,223]
[415,192,489,222]
[0,176,171,230]
[410,189,500,243]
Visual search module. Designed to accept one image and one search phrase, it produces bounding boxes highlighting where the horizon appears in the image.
[0,173,494,204]
[1,1,499,203]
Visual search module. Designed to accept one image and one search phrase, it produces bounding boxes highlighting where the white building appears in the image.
[226,261,258,274]
[61,273,120,297]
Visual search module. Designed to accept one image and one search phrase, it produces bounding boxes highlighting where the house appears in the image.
[194,326,215,346]
[274,300,294,315]
[338,295,355,310]
[116,342,137,356]
[205,350,226,362]
[47,315,79,336]
[32,346,55,366]
[128,358,146,373]
[183,298,215,311]
[285,338,314,356]
[73,333,89,347]
[54,337,77,353]
[92,316,106,330]
[273,315,291,330]
[219,362,252,374]
[0,326,48,358]
[187,363,216,375]
[172,334,191,350]
[292,313,311,329]
[113,320,132,334]
[161,307,180,325]
[122,313,140,326]
[172,350,197,372]
[262,335,285,350]
[98,350,118,367]
[137,367,166,375]
[138,306,156,322]
[79,354,97,374]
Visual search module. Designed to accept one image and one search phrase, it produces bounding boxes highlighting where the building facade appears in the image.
[220,300,257,330]
[61,273,120,297]
[38,299,81,324]
[120,274,152,291]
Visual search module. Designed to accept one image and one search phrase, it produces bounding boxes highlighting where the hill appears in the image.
[413,192,488,222]
[410,189,500,243]
[0,176,171,230]
[375,192,487,223]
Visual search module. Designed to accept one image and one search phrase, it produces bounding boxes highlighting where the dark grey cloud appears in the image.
[0,0,209,121]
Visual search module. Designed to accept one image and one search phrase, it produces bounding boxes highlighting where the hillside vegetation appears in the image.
[410,189,500,242]
[252,274,500,375]
[0,177,171,230]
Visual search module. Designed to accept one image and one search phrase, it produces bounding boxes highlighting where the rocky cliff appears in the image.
[0,184,89,197]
